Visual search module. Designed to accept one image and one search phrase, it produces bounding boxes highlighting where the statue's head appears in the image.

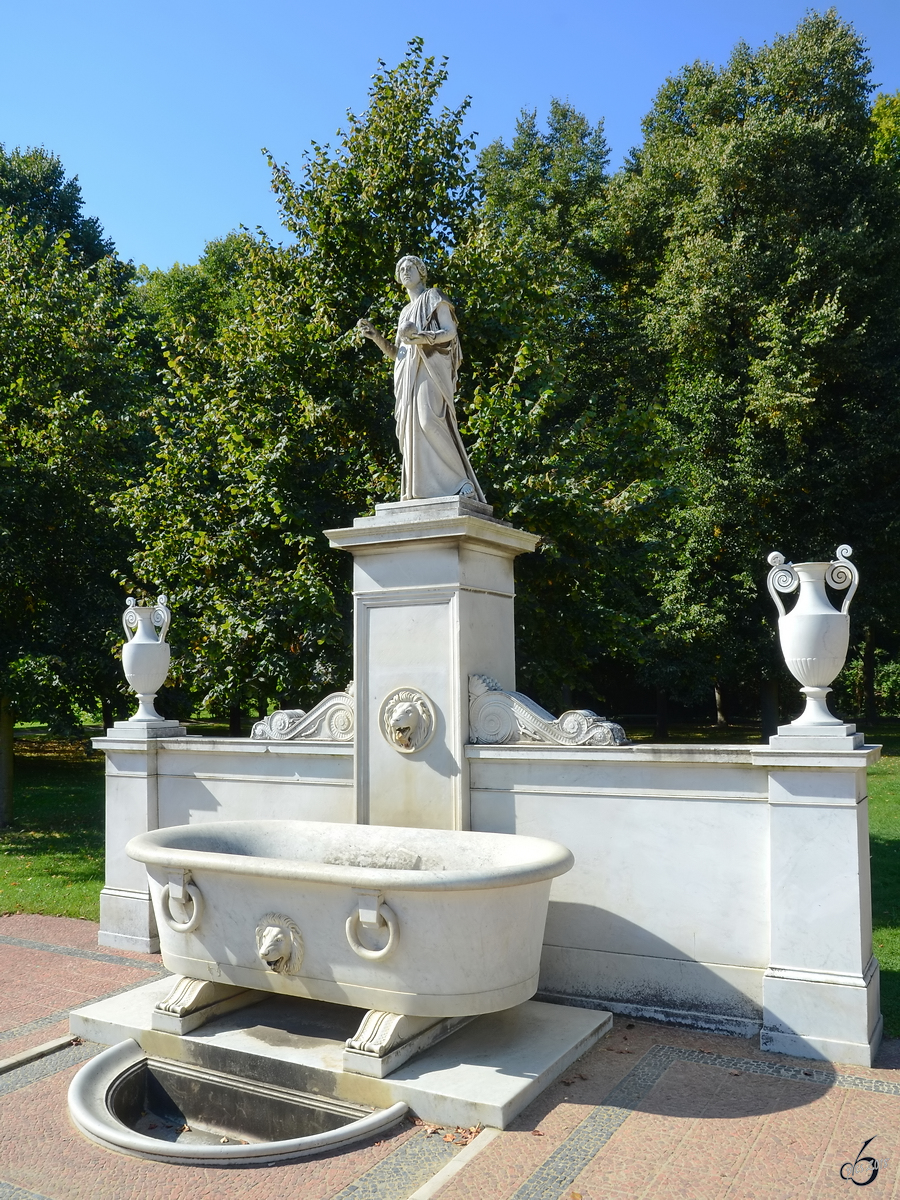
[395,255,427,285]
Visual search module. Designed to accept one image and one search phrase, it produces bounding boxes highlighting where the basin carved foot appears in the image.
[151,975,263,1035]
[343,1009,473,1078]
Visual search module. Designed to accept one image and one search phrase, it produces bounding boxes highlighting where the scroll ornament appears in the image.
[469,675,629,747]
[251,685,355,742]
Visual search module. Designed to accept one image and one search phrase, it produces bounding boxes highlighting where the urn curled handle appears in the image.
[765,553,799,619]
[826,544,859,614]
[123,595,171,642]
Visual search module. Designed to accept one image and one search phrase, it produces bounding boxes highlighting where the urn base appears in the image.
[769,718,864,750]
[789,685,843,727]
[107,720,188,741]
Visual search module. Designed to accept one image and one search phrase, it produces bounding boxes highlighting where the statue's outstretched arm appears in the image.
[357,318,397,360]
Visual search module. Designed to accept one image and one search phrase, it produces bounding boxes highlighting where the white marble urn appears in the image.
[766,545,858,726]
[121,596,172,722]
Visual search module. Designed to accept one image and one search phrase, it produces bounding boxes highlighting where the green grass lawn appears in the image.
[4,722,900,1036]
[865,727,900,1037]
[0,735,104,920]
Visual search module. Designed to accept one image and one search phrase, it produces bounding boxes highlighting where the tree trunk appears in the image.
[654,687,669,742]
[863,628,877,724]
[714,682,727,727]
[101,697,114,730]
[760,679,779,741]
[228,705,243,738]
[0,696,14,828]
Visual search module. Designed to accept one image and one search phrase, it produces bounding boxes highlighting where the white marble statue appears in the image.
[357,255,485,502]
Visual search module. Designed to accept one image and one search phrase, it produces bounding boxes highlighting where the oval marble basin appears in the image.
[128,820,574,1018]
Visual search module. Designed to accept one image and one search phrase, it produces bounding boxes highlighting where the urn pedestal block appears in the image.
[756,743,881,1065]
[97,723,189,953]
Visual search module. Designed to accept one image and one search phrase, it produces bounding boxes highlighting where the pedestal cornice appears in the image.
[325,497,539,557]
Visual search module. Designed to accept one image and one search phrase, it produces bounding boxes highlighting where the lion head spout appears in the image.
[389,701,422,750]
[379,688,435,754]
[255,913,304,975]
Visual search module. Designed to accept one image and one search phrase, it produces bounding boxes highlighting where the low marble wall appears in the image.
[96,734,353,953]
[94,732,882,1064]
[469,745,770,1036]
[468,741,881,1064]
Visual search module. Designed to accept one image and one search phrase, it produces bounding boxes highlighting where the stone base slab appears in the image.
[768,732,865,751]
[70,978,610,1128]
[98,888,159,954]
[761,960,882,1066]
[760,1014,884,1065]
[769,720,865,750]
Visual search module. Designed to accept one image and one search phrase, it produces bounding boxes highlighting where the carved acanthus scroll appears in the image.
[469,675,629,747]
[250,686,355,742]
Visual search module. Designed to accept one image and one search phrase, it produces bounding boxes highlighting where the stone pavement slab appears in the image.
[0,914,165,1063]
[430,1021,900,1200]
[4,914,900,1200]
[0,915,139,954]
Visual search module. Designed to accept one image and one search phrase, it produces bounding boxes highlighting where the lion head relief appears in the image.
[389,700,424,750]
[255,913,304,975]
[379,688,435,754]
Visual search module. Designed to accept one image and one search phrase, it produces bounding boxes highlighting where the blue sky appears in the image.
[2,1,897,270]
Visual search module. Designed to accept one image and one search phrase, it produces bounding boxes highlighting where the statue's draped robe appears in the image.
[393,288,485,502]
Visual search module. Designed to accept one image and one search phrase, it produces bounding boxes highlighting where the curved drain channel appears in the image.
[69,1040,408,1164]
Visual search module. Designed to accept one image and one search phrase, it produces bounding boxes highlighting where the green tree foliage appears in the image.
[138,232,256,344]
[0,145,113,264]
[118,43,477,723]
[461,101,670,703]
[0,169,150,822]
[120,43,668,721]
[872,91,900,165]
[604,10,900,710]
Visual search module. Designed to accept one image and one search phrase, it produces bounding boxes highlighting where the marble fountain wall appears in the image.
[95,498,882,1066]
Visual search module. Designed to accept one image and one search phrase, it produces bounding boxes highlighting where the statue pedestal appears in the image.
[326,497,538,829]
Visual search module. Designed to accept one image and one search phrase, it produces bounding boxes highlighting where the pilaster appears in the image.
[94,722,187,953]
[753,742,882,1065]
[326,497,538,829]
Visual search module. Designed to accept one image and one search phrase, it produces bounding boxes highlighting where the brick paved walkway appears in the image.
[2,913,900,1199]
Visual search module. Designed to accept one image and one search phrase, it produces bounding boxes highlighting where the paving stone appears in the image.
[0,1182,54,1200]
[0,1043,98,1098]
[0,1020,70,1063]
[329,1129,460,1199]
[0,914,97,950]
[5,915,900,1200]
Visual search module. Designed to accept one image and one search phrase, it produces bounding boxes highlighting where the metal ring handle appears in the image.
[345,902,399,961]
[160,882,203,934]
